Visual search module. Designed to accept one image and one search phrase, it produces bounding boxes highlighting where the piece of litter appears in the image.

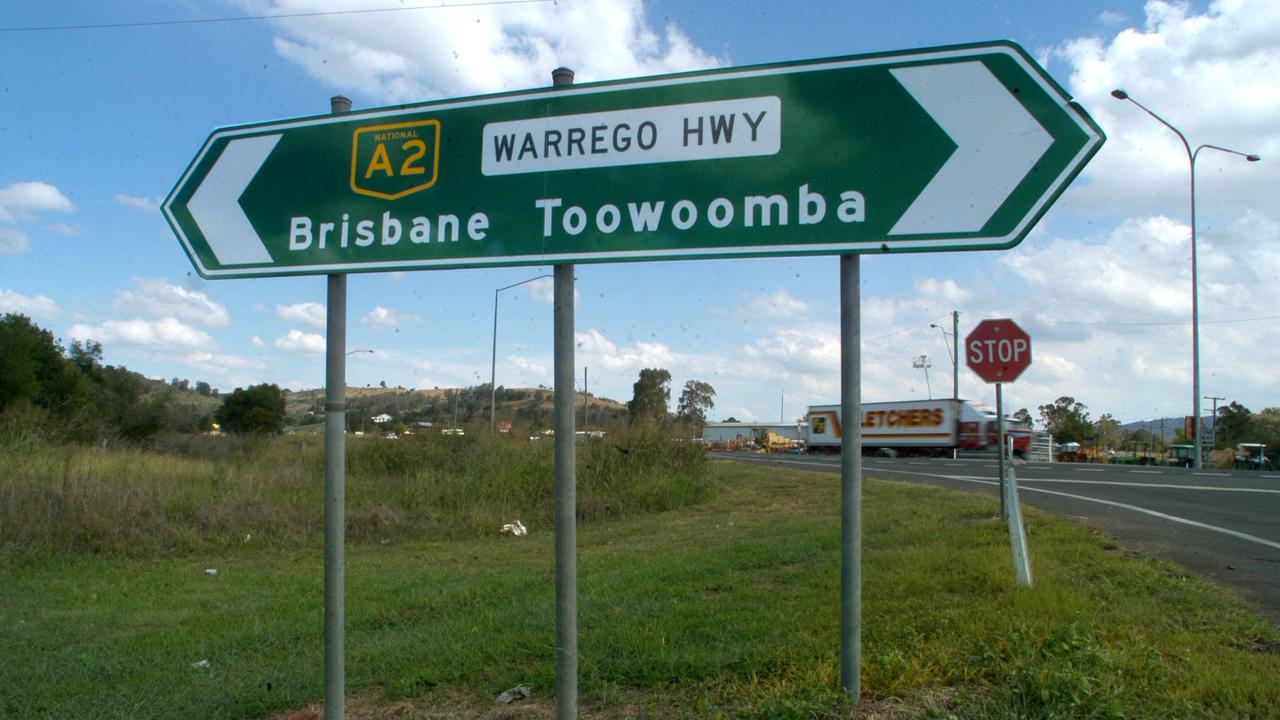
[495,685,532,705]
[205,568,219,576]
[192,659,211,670]
[500,520,528,536]
[244,533,252,543]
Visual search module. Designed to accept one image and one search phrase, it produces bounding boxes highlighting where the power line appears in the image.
[1049,314,1280,328]
[0,0,559,33]
[862,312,1276,350]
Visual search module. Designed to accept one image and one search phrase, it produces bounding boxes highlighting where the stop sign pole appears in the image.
[965,318,1033,587]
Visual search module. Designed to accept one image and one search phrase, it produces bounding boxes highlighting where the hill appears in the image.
[1120,416,1213,443]
[284,384,628,432]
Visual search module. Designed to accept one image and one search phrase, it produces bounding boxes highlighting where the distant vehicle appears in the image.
[753,429,800,453]
[442,428,465,436]
[1235,443,1269,470]
[1168,444,1195,468]
[805,399,1034,457]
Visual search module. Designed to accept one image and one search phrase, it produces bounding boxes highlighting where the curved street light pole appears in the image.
[490,274,553,433]
[930,319,958,401]
[1110,89,1260,470]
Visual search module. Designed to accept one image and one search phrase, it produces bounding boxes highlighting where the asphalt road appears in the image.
[715,452,1280,623]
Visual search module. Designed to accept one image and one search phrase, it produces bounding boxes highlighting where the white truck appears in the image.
[805,399,1033,456]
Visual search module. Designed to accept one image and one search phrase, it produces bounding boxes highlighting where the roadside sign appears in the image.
[966,318,1032,383]
[163,41,1104,279]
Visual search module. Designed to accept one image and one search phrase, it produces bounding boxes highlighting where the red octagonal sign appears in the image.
[965,318,1032,384]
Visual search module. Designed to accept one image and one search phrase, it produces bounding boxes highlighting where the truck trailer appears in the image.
[805,399,1033,456]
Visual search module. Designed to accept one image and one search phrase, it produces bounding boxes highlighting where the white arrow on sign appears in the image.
[187,134,280,265]
[888,62,1052,236]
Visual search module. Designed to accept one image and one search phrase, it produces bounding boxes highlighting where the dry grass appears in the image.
[0,426,710,564]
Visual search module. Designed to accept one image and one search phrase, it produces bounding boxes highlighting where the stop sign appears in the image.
[965,318,1032,383]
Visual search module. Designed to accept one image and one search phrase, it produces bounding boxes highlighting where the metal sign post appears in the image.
[965,319,1034,587]
[550,67,579,720]
[996,382,1006,519]
[324,95,352,720]
[1005,434,1034,587]
[839,255,863,701]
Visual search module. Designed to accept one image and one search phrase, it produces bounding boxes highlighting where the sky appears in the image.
[1,0,1277,426]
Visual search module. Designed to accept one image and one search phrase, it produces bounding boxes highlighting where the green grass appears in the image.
[0,426,709,563]
[2,456,1278,719]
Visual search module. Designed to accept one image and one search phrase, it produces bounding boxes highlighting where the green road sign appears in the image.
[163,41,1104,279]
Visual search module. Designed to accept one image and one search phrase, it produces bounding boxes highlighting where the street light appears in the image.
[930,315,959,401]
[490,274,553,433]
[1111,88,1260,469]
[913,354,932,399]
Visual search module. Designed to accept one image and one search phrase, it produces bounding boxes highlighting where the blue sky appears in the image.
[1,0,1276,425]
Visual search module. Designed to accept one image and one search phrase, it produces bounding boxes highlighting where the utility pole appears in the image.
[1204,395,1225,450]
[913,355,932,399]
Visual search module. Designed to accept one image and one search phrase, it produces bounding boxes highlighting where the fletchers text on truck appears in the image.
[805,399,1033,457]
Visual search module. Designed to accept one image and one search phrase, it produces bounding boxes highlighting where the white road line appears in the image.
[1076,468,1103,472]
[883,469,1280,553]
[1194,472,1230,477]
[1129,470,1162,474]
[1016,478,1280,495]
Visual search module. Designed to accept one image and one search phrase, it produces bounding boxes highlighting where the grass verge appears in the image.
[1,460,1277,718]
[0,426,709,563]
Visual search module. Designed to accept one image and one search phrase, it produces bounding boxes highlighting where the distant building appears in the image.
[371,413,393,424]
[702,421,807,446]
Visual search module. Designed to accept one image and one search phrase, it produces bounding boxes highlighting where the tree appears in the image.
[98,365,170,442]
[1215,402,1255,448]
[0,313,94,425]
[1095,413,1124,451]
[627,368,672,424]
[195,381,213,396]
[1037,396,1092,443]
[1253,408,1280,453]
[1011,408,1034,428]
[215,384,286,435]
[675,380,716,428]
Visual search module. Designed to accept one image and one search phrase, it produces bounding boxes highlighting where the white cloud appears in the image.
[527,275,580,305]
[913,278,971,305]
[1059,0,1279,217]
[0,289,60,319]
[0,227,30,255]
[0,181,73,223]
[69,318,214,351]
[183,352,265,375]
[361,305,422,330]
[0,180,73,255]
[115,193,159,212]
[746,288,809,319]
[1098,10,1127,26]
[276,301,326,328]
[114,278,231,328]
[744,324,840,377]
[251,335,265,347]
[249,0,723,103]
[274,329,326,355]
[44,223,79,236]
